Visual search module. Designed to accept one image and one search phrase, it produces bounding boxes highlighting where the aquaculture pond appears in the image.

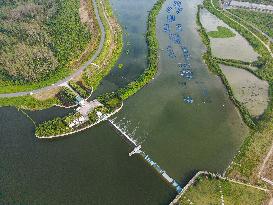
[1,0,249,204]
[200,8,259,62]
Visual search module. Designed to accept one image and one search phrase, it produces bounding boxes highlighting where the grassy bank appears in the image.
[177,175,269,205]
[117,0,166,100]
[0,96,59,111]
[196,5,255,128]
[82,0,123,90]
[200,0,273,188]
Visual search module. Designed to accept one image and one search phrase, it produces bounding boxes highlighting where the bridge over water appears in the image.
[108,119,182,193]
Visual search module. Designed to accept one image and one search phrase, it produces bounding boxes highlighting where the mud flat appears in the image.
[220,65,269,117]
[200,9,259,62]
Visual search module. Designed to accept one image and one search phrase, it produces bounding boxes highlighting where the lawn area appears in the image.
[178,176,269,205]
[208,26,236,38]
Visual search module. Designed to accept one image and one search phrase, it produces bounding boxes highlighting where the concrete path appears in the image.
[0,0,105,98]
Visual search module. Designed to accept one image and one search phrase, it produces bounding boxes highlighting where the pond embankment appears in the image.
[200,8,259,61]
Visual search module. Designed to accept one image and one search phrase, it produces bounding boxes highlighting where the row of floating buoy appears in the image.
[166,45,176,58]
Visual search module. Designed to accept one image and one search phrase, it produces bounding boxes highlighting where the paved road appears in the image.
[0,0,105,98]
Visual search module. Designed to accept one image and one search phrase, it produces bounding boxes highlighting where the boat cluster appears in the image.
[163,0,194,104]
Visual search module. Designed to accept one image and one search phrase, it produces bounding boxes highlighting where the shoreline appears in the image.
[36,102,123,139]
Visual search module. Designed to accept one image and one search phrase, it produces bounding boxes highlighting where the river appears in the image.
[0,0,248,204]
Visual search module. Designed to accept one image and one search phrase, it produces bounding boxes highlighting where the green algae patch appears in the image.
[208,26,236,38]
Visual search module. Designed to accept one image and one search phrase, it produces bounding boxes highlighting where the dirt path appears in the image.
[259,143,273,178]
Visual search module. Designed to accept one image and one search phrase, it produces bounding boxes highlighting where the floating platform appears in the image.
[167,15,176,23]
[176,24,183,32]
[169,33,181,44]
[184,96,194,104]
[163,24,170,33]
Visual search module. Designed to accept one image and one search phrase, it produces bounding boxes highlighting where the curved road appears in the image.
[0,0,105,98]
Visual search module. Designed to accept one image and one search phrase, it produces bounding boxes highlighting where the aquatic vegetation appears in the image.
[208,26,236,38]
[118,64,124,69]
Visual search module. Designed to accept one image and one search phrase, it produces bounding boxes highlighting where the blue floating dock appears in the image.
[167,15,176,23]
[163,24,170,32]
[184,96,194,104]
[169,33,181,44]
[176,24,183,32]
[180,69,193,80]
[166,45,176,58]
[166,6,172,13]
